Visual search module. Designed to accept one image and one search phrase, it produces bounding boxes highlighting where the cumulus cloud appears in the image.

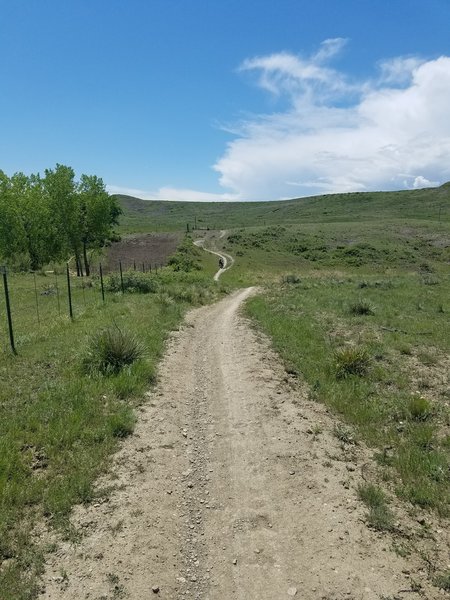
[213,42,450,200]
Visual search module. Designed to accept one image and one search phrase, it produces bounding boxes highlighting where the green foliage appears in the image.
[334,346,371,379]
[82,327,145,375]
[167,236,202,272]
[0,165,121,273]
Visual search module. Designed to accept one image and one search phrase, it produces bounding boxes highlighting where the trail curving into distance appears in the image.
[42,288,417,600]
[194,230,234,281]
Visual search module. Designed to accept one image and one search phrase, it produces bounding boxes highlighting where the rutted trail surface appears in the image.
[43,289,420,600]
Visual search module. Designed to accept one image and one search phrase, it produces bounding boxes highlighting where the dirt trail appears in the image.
[194,232,234,280]
[42,289,426,600]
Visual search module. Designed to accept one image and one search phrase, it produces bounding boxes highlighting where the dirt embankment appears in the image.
[40,287,445,600]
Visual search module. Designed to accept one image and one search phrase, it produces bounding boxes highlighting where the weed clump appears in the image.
[82,327,145,375]
[349,299,375,315]
[408,394,432,421]
[358,483,394,531]
[334,346,370,379]
[434,571,450,591]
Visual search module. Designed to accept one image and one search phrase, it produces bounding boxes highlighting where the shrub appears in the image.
[334,346,370,379]
[82,327,145,375]
[168,236,201,272]
[349,299,375,315]
[106,271,159,294]
[408,395,432,421]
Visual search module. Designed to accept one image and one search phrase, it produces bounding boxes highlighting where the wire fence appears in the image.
[0,259,164,355]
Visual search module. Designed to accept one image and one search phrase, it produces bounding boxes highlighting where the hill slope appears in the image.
[115,184,450,233]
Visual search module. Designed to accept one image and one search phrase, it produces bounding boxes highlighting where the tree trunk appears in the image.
[83,241,90,276]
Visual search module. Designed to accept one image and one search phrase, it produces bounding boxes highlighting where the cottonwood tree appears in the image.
[78,174,121,275]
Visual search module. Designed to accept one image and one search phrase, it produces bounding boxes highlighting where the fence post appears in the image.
[133,260,136,271]
[33,272,40,324]
[119,261,124,293]
[99,263,105,303]
[1,266,17,355]
[66,263,73,319]
[55,272,61,315]
[142,262,145,273]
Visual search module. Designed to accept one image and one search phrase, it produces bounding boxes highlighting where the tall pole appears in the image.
[1,267,16,354]
[66,263,73,319]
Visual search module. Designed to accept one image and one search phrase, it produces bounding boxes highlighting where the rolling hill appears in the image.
[115,183,450,233]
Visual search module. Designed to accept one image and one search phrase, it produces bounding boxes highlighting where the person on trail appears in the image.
[219,257,225,269]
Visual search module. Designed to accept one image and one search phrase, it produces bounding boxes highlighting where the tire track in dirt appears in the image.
[42,289,430,600]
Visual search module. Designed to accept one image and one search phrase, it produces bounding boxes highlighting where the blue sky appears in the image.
[1,0,450,201]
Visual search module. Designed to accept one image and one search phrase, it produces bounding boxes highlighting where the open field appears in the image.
[116,183,450,233]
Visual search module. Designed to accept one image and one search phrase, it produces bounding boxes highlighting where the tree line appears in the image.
[0,164,121,275]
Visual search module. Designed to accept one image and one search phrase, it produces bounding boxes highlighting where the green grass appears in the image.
[245,273,450,516]
[358,483,395,531]
[115,183,450,233]
[0,242,225,600]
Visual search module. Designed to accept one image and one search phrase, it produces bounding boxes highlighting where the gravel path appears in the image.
[42,289,427,600]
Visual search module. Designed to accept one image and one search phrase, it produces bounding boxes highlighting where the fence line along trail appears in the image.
[43,288,418,600]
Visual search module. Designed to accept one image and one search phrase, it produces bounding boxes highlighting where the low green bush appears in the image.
[334,346,371,379]
[82,327,145,375]
[349,299,375,315]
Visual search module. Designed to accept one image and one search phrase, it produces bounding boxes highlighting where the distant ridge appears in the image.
[113,184,450,233]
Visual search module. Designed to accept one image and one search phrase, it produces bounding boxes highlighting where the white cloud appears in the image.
[106,184,237,202]
[110,42,450,202]
[213,45,450,199]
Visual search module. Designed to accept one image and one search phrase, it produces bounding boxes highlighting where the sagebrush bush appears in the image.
[82,327,145,375]
[334,346,371,379]
[349,299,375,315]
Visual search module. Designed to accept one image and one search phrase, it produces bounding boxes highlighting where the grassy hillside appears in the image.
[116,183,450,233]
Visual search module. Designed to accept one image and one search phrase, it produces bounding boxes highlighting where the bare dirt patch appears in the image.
[41,289,446,599]
[104,232,183,272]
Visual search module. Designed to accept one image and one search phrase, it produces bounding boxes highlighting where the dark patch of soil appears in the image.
[105,233,182,273]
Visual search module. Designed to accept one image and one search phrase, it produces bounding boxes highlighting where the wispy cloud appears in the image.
[213,42,450,199]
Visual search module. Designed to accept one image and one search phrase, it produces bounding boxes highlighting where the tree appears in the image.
[78,174,122,275]
[0,171,26,264]
[44,164,83,274]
